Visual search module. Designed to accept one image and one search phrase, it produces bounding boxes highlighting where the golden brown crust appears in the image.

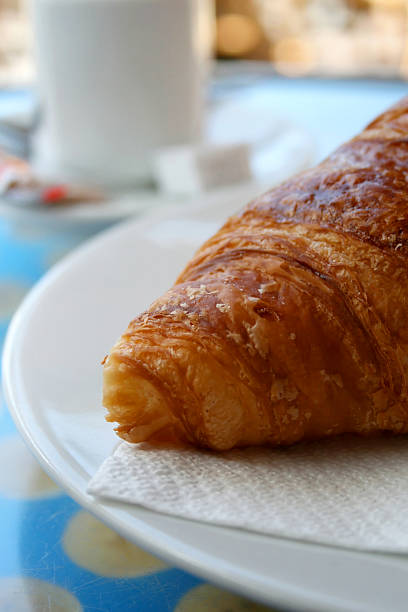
[103,97,408,450]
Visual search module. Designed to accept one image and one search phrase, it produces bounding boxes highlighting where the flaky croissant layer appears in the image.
[103,98,408,450]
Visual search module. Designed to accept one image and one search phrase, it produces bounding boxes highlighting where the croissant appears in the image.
[103,98,408,450]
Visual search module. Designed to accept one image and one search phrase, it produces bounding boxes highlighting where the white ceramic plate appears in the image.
[4,197,408,612]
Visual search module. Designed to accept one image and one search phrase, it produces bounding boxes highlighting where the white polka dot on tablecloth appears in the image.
[0,435,61,499]
[0,577,82,611]
[63,511,167,577]
[175,584,274,612]
[0,282,27,319]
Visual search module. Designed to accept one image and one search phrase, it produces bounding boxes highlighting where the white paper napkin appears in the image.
[88,434,408,552]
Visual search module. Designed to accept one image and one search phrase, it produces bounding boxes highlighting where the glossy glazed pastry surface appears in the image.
[103,99,408,450]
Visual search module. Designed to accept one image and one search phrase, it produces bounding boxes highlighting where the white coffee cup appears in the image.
[30,0,214,186]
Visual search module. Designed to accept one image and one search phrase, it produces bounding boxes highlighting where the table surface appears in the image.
[0,74,407,612]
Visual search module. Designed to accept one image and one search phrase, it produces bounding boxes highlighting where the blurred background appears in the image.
[1,0,408,86]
